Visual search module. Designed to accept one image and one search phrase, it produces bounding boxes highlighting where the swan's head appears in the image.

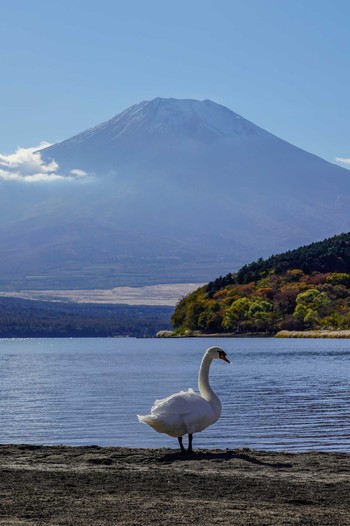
[206,346,230,363]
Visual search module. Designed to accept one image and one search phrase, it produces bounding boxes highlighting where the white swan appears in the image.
[137,346,230,453]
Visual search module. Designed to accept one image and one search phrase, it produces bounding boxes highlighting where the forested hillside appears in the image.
[0,298,173,338]
[172,233,350,335]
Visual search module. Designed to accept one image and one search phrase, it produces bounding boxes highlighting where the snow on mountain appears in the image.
[40,98,273,175]
[51,98,265,144]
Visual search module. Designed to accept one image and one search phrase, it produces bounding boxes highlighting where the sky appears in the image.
[1,0,349,169]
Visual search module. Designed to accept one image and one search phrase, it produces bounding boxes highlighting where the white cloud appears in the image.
[0,143,90,183]
[335,157,350,167]
[70,168,88,177]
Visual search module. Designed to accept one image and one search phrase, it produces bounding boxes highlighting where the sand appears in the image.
[0,445,349,525]
[0,283,203,306]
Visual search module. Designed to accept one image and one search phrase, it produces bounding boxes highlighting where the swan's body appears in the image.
[137,346,230,452]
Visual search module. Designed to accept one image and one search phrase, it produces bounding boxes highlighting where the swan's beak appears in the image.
[221,355,230,364]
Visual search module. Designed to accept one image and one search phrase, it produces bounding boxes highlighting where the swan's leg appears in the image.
[188,434,193,453]
[178,436,186,453]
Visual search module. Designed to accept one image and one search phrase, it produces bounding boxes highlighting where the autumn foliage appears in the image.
[171,233,350,335]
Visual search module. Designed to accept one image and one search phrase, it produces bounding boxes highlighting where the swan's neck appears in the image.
[198,353,221,415]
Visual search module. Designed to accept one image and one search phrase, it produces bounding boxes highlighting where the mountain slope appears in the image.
[1,98,350,290]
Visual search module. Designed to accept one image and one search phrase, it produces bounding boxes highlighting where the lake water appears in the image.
[0,337,349,452]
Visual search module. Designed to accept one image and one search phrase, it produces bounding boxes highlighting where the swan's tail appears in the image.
[137,414,151,425]
[137,414,158,427]
[137,414,171,434]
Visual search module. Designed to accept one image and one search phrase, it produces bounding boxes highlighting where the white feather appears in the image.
[138,388,217,437]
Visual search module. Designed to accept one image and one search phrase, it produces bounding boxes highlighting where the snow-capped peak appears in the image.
[75,97,266,143]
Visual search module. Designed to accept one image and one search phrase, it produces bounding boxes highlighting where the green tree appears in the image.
[248,300,274,331]
[223,297,251,331]
[293,289,330,328]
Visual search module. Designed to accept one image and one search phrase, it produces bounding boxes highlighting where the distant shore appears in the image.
[157,330,350,339]
[156,330,272,338]
[1,445,349,525]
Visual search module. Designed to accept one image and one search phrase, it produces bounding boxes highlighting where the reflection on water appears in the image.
[0,337,349,451]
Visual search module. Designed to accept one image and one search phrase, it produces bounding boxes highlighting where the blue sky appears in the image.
[1,0,349,168]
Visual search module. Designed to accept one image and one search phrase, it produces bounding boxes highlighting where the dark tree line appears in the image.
[236,233,350,284]
[0,297,173,338]
[206,232,350,295]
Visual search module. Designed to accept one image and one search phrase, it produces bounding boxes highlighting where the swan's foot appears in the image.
[178,436,186,454]
[177,434,194,454]
[188,433,193,454]
[178,434,194,454]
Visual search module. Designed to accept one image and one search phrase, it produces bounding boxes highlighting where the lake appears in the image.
[0,337,349,452]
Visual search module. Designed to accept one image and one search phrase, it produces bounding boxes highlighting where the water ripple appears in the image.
[0,337,349,451]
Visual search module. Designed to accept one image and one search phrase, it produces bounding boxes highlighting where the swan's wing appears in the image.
[148,388,217,435]
[151,388,206,416]
[138,388,219,437]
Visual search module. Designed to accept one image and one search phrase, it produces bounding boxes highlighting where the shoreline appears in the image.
[276,329,350,338]
[1,445,349,525]
[157,330,273,338]
[158,329,350,339]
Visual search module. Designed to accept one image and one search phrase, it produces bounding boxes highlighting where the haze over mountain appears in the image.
[1,97,350,291]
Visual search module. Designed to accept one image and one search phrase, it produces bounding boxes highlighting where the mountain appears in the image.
[1,98,350,291]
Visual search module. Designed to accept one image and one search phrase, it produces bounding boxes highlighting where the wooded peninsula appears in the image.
[171,233,350,336]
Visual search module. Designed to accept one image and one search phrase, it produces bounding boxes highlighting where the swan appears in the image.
[137,346,230,453]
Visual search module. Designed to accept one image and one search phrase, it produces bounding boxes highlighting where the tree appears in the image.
[247,300,274,331]
[293,289,330,328]
[223,297,251,332]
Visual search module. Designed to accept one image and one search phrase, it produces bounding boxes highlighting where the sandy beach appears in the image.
[0,445,349,525]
